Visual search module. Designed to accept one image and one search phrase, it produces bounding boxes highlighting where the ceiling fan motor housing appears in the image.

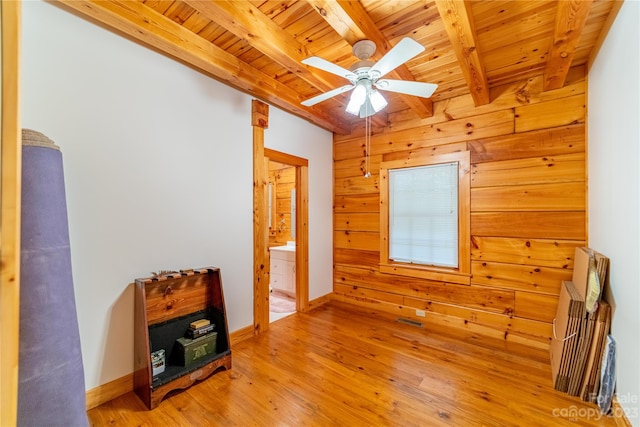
[349,60,375,78]
[350,40,377,82]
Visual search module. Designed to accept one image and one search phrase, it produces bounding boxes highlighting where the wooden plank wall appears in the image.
[268,161,296,247]
[333,66,587,351]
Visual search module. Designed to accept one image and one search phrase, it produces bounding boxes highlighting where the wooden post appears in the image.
[0,1,22,425]
[252,100,269,335]
[295,165,309,312]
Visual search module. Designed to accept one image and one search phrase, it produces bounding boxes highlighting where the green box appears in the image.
[175,332,217,367]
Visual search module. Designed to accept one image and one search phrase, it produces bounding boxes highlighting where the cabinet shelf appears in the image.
[134,267,232,409]
[270,246,296,297]
[151,349,231,388]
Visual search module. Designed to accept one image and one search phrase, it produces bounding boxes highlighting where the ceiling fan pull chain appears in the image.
[364,97,371,179]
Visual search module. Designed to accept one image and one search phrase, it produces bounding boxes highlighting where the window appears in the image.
[380,151,471,285]
[389,162,459,267]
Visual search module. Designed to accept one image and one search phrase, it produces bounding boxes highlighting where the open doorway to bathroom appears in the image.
[264,149,308,323]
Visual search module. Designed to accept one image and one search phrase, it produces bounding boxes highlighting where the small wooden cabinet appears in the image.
[270,246,295,296]
[134,267,231,409]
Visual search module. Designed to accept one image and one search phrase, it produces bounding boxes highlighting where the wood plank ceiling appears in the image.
[57,0,616,135]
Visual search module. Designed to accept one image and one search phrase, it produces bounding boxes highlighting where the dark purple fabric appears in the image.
[19,142,88,426]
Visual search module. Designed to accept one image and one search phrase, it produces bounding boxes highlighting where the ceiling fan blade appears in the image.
[375,79,438,98]
[301,84,355,107]
[302,56,357,81]
[369,38,425,79]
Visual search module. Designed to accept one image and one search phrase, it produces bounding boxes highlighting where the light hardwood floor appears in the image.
[88,301,616,426]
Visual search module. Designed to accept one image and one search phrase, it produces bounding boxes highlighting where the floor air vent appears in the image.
[397,318,423,328]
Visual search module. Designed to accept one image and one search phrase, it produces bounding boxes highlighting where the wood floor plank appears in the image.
[88,302,616,426]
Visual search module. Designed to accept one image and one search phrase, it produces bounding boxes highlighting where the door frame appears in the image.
[256,148,308,333]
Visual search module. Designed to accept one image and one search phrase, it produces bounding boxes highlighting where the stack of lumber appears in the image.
[550,247,610,402]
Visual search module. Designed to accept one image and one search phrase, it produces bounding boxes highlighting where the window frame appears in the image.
[379,151,471,285]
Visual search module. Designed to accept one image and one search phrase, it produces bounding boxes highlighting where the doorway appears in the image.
[266,158,297,322]
[260,149,309,327]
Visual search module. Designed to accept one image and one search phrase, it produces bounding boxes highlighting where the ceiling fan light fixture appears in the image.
[369,90,387,112]
[346,82,367,115]
[359,97,373,118]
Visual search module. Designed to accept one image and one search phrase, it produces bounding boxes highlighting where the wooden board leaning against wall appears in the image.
[333,66,587,353]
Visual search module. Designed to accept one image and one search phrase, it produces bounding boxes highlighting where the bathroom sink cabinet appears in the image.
[270,246,296,296]
[133,267,231,409]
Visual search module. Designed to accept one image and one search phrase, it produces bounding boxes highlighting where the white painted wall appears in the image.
[265,106,334,300]
[588,1,640,424]
[21,1,333,390]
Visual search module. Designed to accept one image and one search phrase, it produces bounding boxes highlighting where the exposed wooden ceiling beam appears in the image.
[544,0,594,91]
[182,0,343,93]
[308,0,434,118]
[55,1,351,135]
[435,0,490,106]
[309,0,368,43]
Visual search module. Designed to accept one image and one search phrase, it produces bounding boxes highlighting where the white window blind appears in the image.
[388,162,459,268]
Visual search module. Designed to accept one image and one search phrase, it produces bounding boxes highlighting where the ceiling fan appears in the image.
[301,37,438,118]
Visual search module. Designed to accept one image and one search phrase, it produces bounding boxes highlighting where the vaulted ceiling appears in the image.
[57,0,618,135]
